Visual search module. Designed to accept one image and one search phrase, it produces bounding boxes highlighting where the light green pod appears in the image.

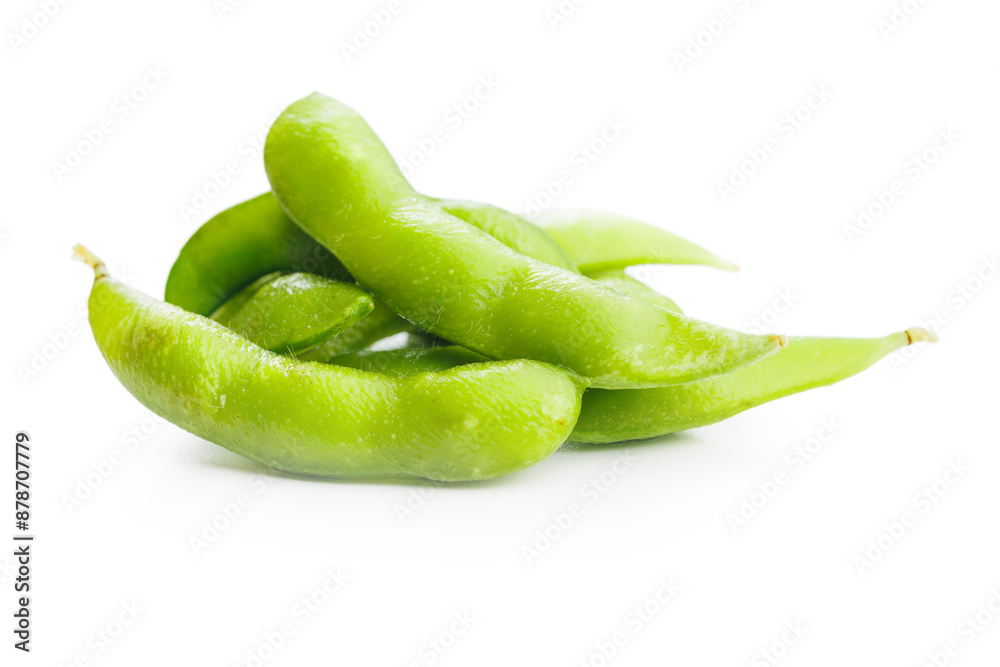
[165,195,685,362]
[77,247,585,482]
[164,192,416,358]
[534,209,738,274]
[572,329,937,443]
[239,269,681,364]
[165,195,572,359]
[329,329,936,444]
[265,93,785,389]
[165,193,350,316]
[210,272,374,354]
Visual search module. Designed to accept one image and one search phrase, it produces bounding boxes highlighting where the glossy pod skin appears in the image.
[328,330,936,444]
[165,193,349,316]
[207,266,682,363]
[534,209,738,273]
[166,195,693,361]
[164,192,415,360]
[585,269,681,314]
[210,271,374,353]
[572,329,937,443]
[265,93,785,389]
[77,247,586,482]
[165,195,573,361]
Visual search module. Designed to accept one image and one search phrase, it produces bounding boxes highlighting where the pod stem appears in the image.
[72,244,109,279]
[905,327,939,344]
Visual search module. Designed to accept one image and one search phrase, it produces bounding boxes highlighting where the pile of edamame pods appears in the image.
[77,93,936,482]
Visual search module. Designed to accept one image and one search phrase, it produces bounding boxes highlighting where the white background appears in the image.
[3,0,999,664]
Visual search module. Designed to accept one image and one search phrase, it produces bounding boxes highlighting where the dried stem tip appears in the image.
[905,327,939,344]
[770,334,790,348]
[72,244,109,279]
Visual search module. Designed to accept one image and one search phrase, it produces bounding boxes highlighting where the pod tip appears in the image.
[72,244,109,278]
[770,334,789,348]
[719,259,740,272]
[905,327,939,345]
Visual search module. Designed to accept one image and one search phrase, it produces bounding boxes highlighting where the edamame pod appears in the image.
[167,195,683,360]
[572,329,937,443]
[210,271,374,353]
[166,195,573,358]
[265,93,785,389]
[215,269,682,363]
[165,193,350,316]
[165,193,416,358]
[534,209,739,273]
[77,246,586,482]
[328,330,936,444]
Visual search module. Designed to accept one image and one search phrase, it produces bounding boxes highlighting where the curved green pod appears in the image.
[265,93,785,389]
[327,329,936,444]
[165,195,688,363]
[534,209,738,274]
[77,246,586,482]
[165,196,686,361]
[572,329,937,443]
[210,272,374,354]
[165,195,573,358]
[166,194,574,314]
[214,269,682,364]
[165,193,349,316]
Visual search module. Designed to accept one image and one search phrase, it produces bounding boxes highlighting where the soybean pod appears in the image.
[264,93,785,389]
[79,246,585,481]
[326,330,936,444]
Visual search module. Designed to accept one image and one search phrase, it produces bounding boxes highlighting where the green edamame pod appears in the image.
[210,271,374,353]
[166,195,685,362]
[534,209,738,273]
[328,329,936,444]
[77,246,586,482]
[165,193,350,316]
[587,269,681,313]
[323,268,682,360]
[166,195,680,360]
[265,93,785,389]
[252,269,680,363]
[165,195,573,358]
[572,329,937,443]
